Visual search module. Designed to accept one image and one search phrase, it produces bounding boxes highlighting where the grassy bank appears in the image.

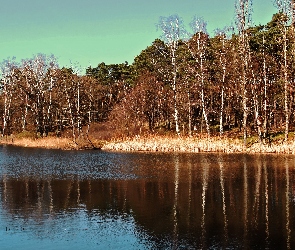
[0,135,103,150]
[1,133,295,154]
[0,136,74,150]
[102,135,295,154]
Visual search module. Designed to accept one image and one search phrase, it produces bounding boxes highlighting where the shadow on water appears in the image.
[0,145,295,249]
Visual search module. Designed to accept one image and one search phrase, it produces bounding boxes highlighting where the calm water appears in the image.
[0,145,295,249]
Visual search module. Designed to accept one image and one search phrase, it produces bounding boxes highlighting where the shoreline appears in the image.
[0,137,77,150]
[1,135,295,154]
[102,136,295,154]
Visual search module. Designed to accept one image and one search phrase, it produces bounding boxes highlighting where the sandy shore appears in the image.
[1,135,293,154]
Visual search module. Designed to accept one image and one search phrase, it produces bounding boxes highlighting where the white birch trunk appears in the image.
[262,34,268,139]
[46,77,53,133]
[188,90,192,136]
[171,44,180,135]
[22,94,28,131]
[2,79,8,136]
[236,0,252,147]
[65,84,76,143]
[219,35,226,136]
[198,33,210,136]
[283,25,289,141]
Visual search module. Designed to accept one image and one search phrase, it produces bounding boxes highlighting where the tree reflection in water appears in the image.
[218,154,228,246]
[0,148,295,249]
[285,160,291,250]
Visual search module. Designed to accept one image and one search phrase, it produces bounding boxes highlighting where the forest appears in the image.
[1,1,295,146]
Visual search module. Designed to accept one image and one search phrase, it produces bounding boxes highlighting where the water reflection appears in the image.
[243,157,248,248]
[218,154,228,246]
[264,160,269,248]
[285,160,291,249]
[0,146,295,249]
[201,155,209,249]
[172,155,179,248]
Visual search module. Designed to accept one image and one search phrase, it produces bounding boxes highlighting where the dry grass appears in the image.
[246,140,295,154]
[0,136,77,150]
[0,134,106,150]
[103,135,241,153]
[1,133,295,154]
[102,135,295,154]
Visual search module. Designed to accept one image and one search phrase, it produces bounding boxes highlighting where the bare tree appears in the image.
[187,17,210,136]
[70,62,85,137]
[235,0,253,146]
[20,54,59,136]
[0,58,18,136]
[262,31,269,141]
[178,58,195,136]
[215,27,234,136]
[158,14,187,135]
[274,0,293,140]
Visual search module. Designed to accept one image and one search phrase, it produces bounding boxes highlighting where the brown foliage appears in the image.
[108,72,172,136]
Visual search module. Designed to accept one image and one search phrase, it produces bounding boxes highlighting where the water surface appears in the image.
[0,145,295,249]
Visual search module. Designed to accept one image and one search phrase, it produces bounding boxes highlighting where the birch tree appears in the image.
[261,30,269,140]
[20,54,59,136]
[274,0,292,140]
[0,58,18,136]
[214,27,233,136]
[187,17,210,136]
[235,0,253,146]
[177,47,195,136]
[158,14,186,135]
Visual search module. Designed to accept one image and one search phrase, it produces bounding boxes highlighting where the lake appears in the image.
[0,145,295,249]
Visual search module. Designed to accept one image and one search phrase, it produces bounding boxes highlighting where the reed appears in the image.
[102,135,295,154]
[0,136,75,150]
[1,134,295,154]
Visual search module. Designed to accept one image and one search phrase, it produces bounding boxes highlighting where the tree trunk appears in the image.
[198,34,210,136]
[236,0,252,147]
[171,42,180,135]
[262,34,268,141]
[188,90,192,136]
[283,25,289,141]
[220,63,226,136]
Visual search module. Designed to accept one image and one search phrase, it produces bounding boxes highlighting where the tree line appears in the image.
[1,0,295,144]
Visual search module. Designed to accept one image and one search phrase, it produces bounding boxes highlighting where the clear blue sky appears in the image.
[0,0,277,69]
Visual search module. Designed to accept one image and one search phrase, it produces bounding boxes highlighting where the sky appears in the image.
[0,0,277,70]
